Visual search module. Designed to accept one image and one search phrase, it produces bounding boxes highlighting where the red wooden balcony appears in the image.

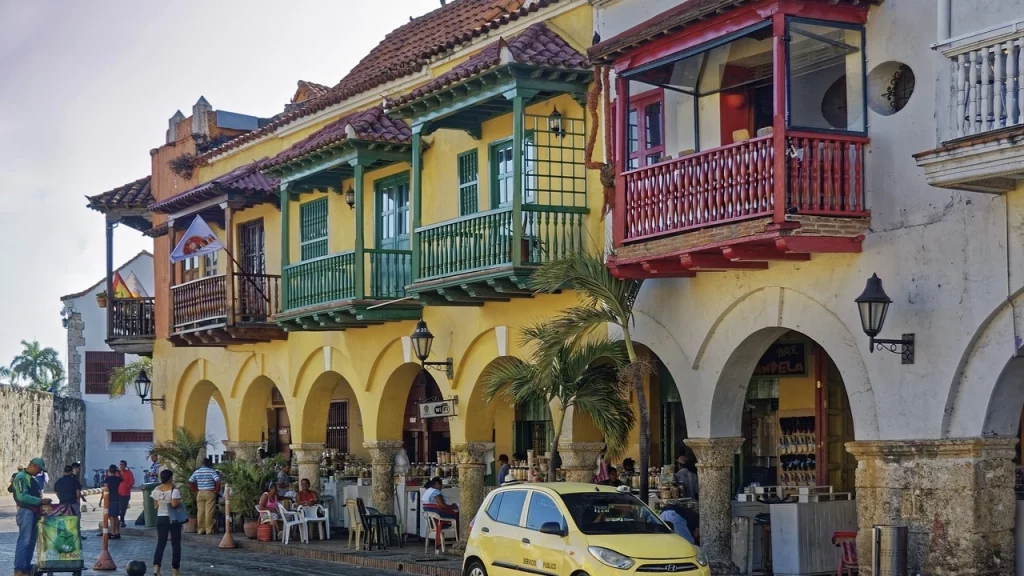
[169,273,285,346]
[107,297,155,355]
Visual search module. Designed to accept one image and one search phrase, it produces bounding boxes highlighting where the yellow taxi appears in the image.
[463,482,709,576]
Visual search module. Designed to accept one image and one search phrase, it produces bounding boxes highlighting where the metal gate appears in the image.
[326,400,349,453]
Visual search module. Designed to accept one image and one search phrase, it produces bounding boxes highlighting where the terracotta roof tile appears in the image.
[389,22,588,108]
[86,176,153,213]
[265,105,411,169]
[194,0,564,163]
[589,0,879,63]
[149,161,279,214]
[297,80,330,99]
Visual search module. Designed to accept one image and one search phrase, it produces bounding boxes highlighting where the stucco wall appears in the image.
[0,385,85,491]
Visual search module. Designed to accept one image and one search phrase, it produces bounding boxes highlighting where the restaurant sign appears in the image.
[754,342,807,377]
[419,399,458,420]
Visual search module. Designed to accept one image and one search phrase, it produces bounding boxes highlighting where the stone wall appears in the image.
[0,385,85,490]
[65,311,84,400]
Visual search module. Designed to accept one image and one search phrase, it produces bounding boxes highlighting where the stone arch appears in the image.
[293,346,354,400]
[366,338,408,393]
[941,295,1024,438]
[236,375,283,442]
[458,356,519,445]
[373,362,429,441]
[177,379,229,441]
[296,371,367,451]
[700,287,879,440]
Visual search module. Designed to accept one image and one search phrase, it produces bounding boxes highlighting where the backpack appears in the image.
[7,472,15,494]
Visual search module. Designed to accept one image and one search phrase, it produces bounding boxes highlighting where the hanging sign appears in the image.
[419,399,457,420]
[753,342,806,377]
[170,215,224,264]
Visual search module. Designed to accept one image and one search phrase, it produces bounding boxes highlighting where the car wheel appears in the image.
[466,559,488,576]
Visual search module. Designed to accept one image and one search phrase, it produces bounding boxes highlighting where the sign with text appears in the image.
[753,342,807,377]
[419,399,457,420]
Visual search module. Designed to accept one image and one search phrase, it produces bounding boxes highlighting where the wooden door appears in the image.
[266,408,279,456]
[327,400,349,454]
[815,346,856,493]
[277,407,292,461]
[237,219,268,320]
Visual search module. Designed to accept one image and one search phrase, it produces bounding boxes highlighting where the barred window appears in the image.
[110,431,154,443]
[300,198,329,260]
[84,351,124,395]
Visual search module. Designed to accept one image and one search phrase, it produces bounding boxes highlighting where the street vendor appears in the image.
[422,477,459,527]
[13,457,52,576]
[675,449,699,500]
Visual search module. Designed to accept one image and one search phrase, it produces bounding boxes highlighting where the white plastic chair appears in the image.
[423,510,458,554]
[278,503,308,544]
[298,504,330,541]
[256,506,278,542]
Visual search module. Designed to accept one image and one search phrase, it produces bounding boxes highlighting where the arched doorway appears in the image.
[177,378,230,458]
[403,371,450,464]
[267,386,292,461]
[299,371,368,463]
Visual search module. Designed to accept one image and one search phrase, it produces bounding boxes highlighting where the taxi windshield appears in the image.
[559,492,672,535]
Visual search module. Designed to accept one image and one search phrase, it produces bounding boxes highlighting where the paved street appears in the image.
[0,494,409,576]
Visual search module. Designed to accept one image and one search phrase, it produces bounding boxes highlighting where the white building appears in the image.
[589,0,1024,573]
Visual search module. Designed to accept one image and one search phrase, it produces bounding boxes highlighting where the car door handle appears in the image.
[482,527,489,533]
[522,537,530,544]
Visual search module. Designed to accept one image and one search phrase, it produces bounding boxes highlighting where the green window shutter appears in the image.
[458,150,478,215]
[299,197,328,261]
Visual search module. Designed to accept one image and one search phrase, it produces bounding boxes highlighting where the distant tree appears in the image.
[0,366,20,386]
[9,340,66,395]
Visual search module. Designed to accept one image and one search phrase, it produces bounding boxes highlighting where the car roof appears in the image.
[492,482,627,496]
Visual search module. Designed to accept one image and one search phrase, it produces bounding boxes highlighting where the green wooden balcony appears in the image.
[275,248,420,330]
[409,204,588,305]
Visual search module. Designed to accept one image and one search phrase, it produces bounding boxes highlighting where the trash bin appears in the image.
[142,482,159,528]
[872,525,908,576]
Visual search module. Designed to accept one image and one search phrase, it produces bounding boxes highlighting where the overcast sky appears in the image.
[0,0,440,366]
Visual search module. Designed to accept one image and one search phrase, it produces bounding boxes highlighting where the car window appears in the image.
[495,490,527,526]
[560,492,671,535]
[525,492,565,532]
[486,493,503,520]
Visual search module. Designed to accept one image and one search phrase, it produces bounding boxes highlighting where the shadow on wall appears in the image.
[0,385,85,491]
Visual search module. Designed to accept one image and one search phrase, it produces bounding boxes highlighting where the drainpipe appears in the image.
[938,0,951,41]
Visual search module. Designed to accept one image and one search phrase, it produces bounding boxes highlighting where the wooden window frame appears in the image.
[627,88,666,170]
[374,172,411,250]
[110,431,154,444]
[458,150,479,216]
[84,351,125,395]
[489,133,537,209]
[299,197,329,261]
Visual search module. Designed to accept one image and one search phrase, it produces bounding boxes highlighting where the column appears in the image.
[557,440,605,483]
[289,443,325,486]
[454,441,495,539]
[364,440,404,514]
[510,94,524,265]
[105,217,115,339]
[222,441,262,462]
[223,202,235,325]
[686,437,744,576]
[279,183,290,308]
[847,437,1016,576]
[410,130,423,281]
[352,162,366,299]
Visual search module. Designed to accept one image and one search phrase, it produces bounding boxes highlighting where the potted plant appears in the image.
[96,291,108,309]
[151,427,211,533]
[217,455,285,539]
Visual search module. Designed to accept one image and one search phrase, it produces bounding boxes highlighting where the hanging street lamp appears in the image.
[548,107,565,139]
[344,186,356,209]
[855,273,915,364]
[134,370,166,408]
[410,319,454,379]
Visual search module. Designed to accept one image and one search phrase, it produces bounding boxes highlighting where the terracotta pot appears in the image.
[183,517,197,533]
[243,519,259,539]
[96,295,108,309]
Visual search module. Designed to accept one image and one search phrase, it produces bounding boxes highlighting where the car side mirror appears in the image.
[539,522,566,537]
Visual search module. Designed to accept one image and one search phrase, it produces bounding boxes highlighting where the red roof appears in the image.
[149,161,279,214]
[86,176,153,213]
[193,0,564,163]
[265,106,411,170]
[389,22,588,108]
[589,0,878,63]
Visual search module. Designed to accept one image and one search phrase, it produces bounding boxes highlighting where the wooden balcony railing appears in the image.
[367,249,412,300]
[622,132,867,243]
[109,297,155,339]
[283,252,356,310]
[415,205,587,281]
[948,26,1024,139]
[172,273,280,332]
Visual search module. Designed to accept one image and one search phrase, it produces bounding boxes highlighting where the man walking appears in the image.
[118,460,135,527]
[13,458,52,576]
[188,458,220,535]
[145,452,160,484]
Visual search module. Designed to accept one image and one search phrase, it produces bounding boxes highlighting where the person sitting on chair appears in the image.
[422,477,458,530]
[257,483,283,533]
[296,479,319,507]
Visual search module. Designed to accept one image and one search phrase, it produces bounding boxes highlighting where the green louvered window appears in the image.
[458,150,479,215]
[299,198,328,261]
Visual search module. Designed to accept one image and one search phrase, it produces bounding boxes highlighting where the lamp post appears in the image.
[855,273,915,364]
[410,319,454,379]
[133,371,166,408]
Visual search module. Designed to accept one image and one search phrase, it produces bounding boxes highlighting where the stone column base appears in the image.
[364,440,404,514]
[686,437,744,576]
[455,442,495,538]
[222,441,262,462]
[847,437,1016,576]
[558,441,604,483]
[290,443,325,486]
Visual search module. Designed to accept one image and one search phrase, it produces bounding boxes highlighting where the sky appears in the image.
[0,0,441,367]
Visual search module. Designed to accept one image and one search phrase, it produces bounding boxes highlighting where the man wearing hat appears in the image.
[13,457,52,576]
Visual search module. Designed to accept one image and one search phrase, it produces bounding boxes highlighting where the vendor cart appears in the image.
[34,505,84,575]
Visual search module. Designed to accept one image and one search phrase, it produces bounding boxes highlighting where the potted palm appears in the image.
[217,456,285,538]
[96,291,108,309]
[151,427,211,533]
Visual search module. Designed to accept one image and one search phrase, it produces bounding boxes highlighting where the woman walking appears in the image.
[151,470,182,576]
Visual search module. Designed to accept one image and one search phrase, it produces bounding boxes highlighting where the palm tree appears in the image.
[152,427,212,518]
[0,366,20,386]
[529,250,652,501]
[10,340,65,394]
[107,357,151,398]
[484,330,635,481]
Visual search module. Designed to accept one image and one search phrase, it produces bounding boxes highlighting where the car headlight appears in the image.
[587,546,635,570]
[693,546,708,567]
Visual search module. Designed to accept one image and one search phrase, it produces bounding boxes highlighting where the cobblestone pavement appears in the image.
[0,494,411,576]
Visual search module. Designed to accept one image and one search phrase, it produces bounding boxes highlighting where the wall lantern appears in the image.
[548,107,565,139]
[410,319,454,379]
[134,370,166,409]
[344,186,356,209]
[855,273,915,364]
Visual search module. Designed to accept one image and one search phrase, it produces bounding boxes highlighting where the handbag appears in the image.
[167,490,188,524]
